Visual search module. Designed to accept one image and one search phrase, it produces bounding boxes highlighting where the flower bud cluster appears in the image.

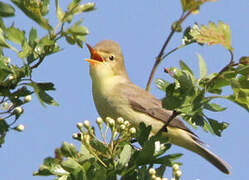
[148,164,182,180]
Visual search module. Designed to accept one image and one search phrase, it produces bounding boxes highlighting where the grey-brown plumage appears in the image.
[85,40,231,174]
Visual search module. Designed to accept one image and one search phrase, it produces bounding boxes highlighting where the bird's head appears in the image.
[85,40,128,81]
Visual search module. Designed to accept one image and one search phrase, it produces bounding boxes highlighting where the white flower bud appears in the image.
[2,102,8,110]
[113,131,118,138]
[35,46,42,53]
[83,120,91,128]
[124,120,130,127]
[149,168,156,175]
[15,124,24,132]
[155,141,161,154]
[129,127,136,134]
[77,122,83,129]
[117,117,124,124]
[72,133,78,139]
[162,178,168,180]
[171,178,176,180]
[175,170,182,178]
[155,177,161,180]
[5,57,11,64]
[107,117,115,126]
[151,175,157,180]
[8,75,14,80]
[172,164,180,171]
[96,117,103,124]
[14,106,23,115]
[120,124,126,130]
[24,95,32,102]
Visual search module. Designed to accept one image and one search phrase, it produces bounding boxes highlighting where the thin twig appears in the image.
[207,50,235,86]
[145,10,193,91]
[30,56,45,69]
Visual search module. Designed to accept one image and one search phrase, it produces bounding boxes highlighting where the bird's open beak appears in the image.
[85,43,104,64]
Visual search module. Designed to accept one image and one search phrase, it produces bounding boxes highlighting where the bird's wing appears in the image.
[118,82,199,138]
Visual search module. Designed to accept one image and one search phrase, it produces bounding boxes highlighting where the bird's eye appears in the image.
[109,55,115,61]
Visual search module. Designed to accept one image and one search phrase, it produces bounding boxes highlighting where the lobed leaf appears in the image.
[190,21,232,51]
[27,81,59,107]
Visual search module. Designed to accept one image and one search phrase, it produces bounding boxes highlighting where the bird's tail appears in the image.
[193,141,231,174]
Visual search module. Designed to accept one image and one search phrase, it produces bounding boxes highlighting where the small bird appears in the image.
[85,40,230,174]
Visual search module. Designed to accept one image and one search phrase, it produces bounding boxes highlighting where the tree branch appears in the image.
[145,10,193,91]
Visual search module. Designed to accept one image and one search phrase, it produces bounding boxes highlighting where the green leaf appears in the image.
[78,2,95,12]
[60,142,78,158]
[155,78,170,92]
[180,0,201,11]
[237,64,249,76]
[28,81,59,107]
[0,28,18,51]
[197,54,207,79]
[117,144,132,168]
[29,27,39,46]
[206,117,229,136]
[204,103,227,112]
[239,56,249,65]
[33,157,64,176]
[0,120,8,147]
[56,175,68,180]
[39,36,54,46]
[0,1,15,17]
[173,68,195,91]
[11,86,32,97]
[0,56,11,81]
[182,26,198,45]
[154,153,182,166]
[79,144,93,160]
[228,79,249,112]
[89,138,109,153]
[65,19,88,48]
[162,84,184,110]
[179,60,194,75]
[155,165,166,178]
[55,0,64,22]
[37,82,56,91]
[18,41,32,59]
[40,0,50,16]
[135,122,151,146]
[5,24,25,45]
[11,0,52,30]
[61,158,82,172]
[190,21,232,51]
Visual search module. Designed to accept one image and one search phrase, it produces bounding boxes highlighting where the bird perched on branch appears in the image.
[85,40,230,174]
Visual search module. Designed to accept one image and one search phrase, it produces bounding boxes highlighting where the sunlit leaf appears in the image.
[190,21,232,51]
[155,78,170,92]
[179,60,194,75]
[197,54,207,79]
[55,0,64,22]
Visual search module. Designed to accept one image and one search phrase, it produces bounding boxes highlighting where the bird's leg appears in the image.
[159,110,180,132]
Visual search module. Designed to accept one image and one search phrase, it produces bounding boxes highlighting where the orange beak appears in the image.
[85,43,104,64]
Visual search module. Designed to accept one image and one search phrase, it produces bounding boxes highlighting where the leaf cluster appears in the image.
[34,120,182,180]
[0,0,95,147]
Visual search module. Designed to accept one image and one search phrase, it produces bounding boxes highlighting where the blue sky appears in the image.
[1,0,249,179]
